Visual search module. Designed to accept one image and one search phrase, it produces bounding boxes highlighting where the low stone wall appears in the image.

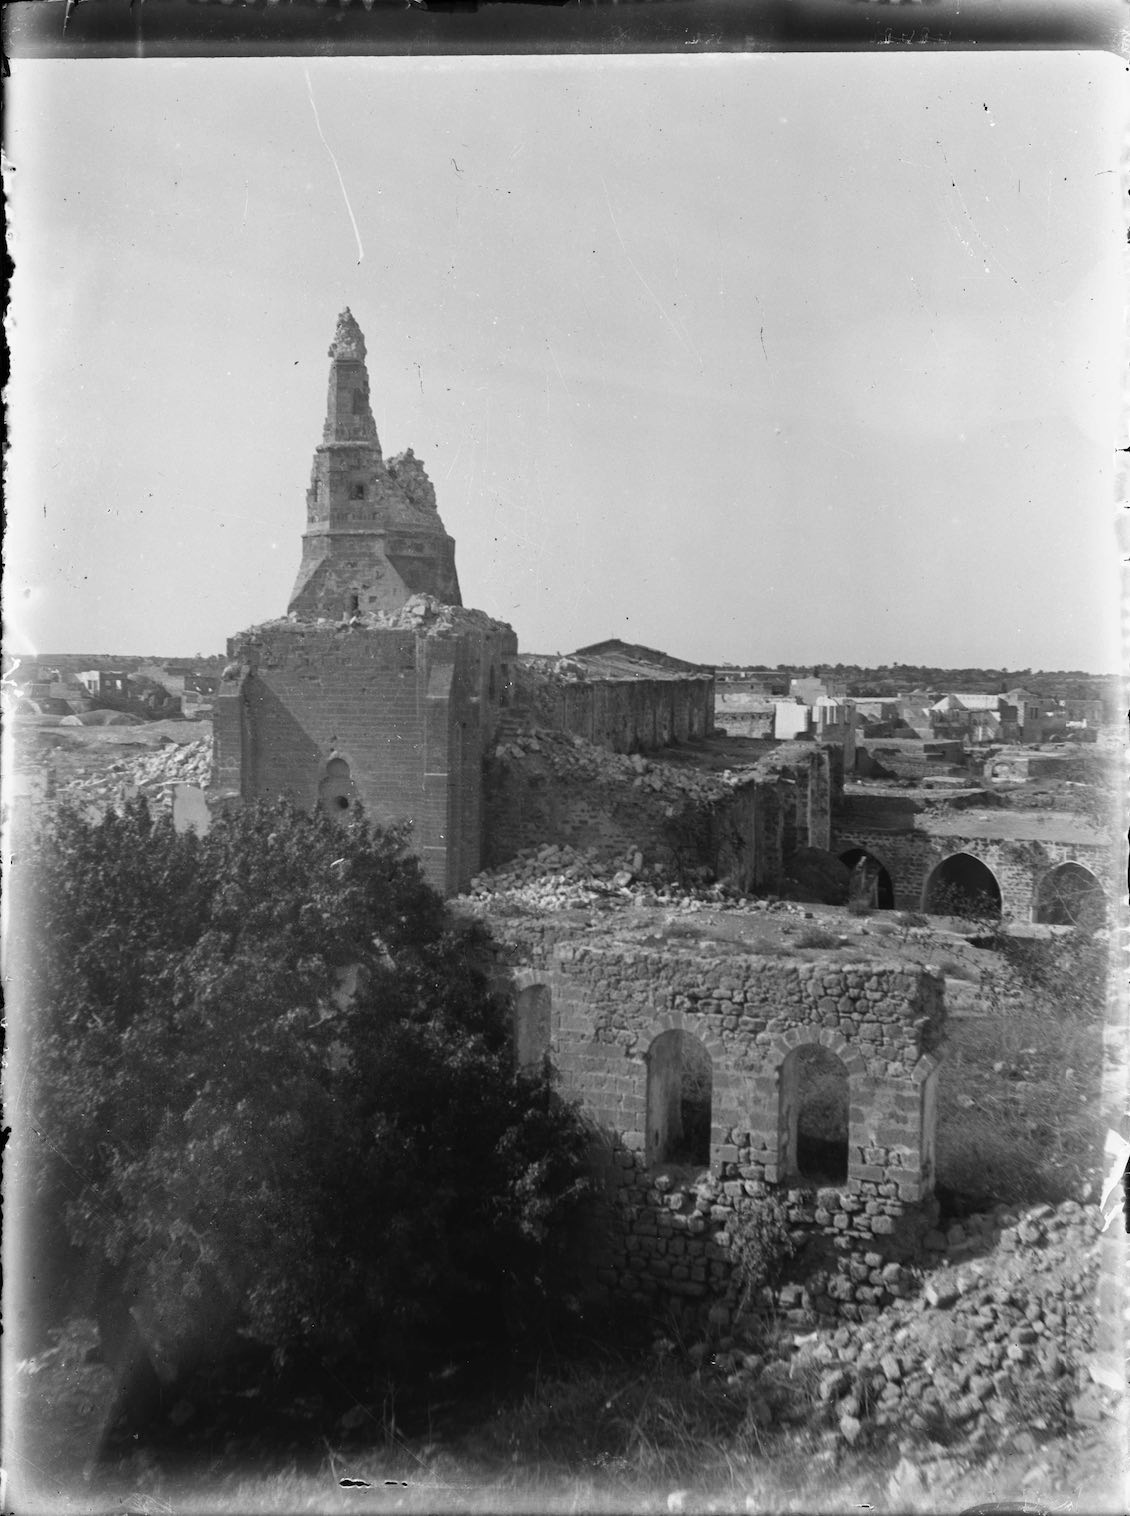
[492,920,946,1326]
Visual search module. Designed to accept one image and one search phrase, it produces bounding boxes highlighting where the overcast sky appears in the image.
[5,53,1124,670]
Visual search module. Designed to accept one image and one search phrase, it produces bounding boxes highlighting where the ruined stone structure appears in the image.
[482,734,835,895]
[213,312,512,895]
[516,642,715,755]
[833,790,1114,923]
[483,911,946,1324]
[215,312,847,901]
[288,310,461,620]
[213,604,515,895]
[209,313,963,1327]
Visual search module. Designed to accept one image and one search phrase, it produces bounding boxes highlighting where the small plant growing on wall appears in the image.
[729,1196,797,1318]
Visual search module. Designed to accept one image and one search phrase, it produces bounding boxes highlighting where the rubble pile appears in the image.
[674,1200,1116,1464]
[491,726,743,807]
[463,843,811,916]
[55,737,211,818]
[465,843,702,912]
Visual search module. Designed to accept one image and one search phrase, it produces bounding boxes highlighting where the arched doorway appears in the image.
[646,1030,712,1169]
[839,847,895,910]
[922,853,1001,920]
[779,1044,849,1184]
[1035,863,1107,931]
[318,757,357,817]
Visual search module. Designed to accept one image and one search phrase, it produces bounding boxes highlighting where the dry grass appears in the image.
[935,945,1106,1207]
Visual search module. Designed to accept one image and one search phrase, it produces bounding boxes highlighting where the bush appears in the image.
[846,898,873,918]
[795,926,840,950]
[729,1196,797,1315]
[12,799,591,1384]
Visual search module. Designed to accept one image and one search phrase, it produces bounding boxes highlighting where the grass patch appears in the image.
[795,927,841,950]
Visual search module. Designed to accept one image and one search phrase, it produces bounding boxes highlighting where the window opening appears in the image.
[318,757,356,816]
[840,848,894,910]
[646,1029,712,1169]
[923,853,1001,920]
[1035,862,1106,931]
[780,1044,848,1184]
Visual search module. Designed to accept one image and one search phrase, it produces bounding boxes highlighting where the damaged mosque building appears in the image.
[209,311,1109,1329]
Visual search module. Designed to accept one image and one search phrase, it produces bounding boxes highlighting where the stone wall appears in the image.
[482,746,763,891]
[481,737,836,896]
[212,616,516,895]
[831,824,1116,922]
[494,927,945,1326]
[521,673,714,754]
[855,741,964,780]
[714,707,775,740]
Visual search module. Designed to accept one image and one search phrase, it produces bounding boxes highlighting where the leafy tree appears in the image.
[12,799,590,1385]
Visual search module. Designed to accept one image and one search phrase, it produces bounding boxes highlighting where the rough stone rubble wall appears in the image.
[482,732,835,894]
[830,824,1116,920]
[482,745,759,888]
[498,930,945,1325]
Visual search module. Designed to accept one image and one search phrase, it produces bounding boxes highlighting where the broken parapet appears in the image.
[250,593,513,641]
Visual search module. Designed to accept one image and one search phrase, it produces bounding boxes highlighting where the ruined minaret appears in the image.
[287,309,462,618]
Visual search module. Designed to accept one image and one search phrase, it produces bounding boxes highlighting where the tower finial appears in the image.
[329,308,366,362]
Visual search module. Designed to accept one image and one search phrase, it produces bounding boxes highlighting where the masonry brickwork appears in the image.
[481,736,836,896]
[515,649,714,755]
[213,609,515,896]
[289,309,461,621]
[482,912,946,1326]
[832,823,1114,922]
[213,311,523,895]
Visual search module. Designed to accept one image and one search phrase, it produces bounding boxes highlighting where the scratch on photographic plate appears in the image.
[599,175,702,371]
[305,70,364,266]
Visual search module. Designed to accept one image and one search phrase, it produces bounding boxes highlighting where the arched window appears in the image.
[646,1030,712,1169]
[839,847,895,910]
[514,984,551,1067]
[318,757,356,817]
[922,853,1001,920]
[779,1044,849,1184]
[1035,863,1106,931]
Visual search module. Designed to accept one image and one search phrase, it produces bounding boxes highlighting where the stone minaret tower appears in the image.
[287,309,462,618]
